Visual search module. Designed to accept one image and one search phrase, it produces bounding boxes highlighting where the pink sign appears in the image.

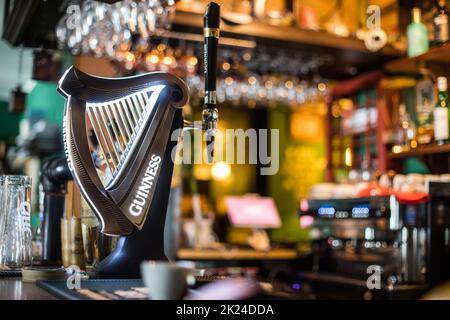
[225,197,282,228]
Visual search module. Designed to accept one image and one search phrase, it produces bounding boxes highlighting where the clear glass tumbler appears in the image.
[0,176,5,257]
[0,175,33,269]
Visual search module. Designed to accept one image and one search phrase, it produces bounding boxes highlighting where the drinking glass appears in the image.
[0,176,5,256]
[0,175,32,269]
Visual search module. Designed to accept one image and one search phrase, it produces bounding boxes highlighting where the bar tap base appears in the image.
[90,114,181,279]
[90,193,170,279]
[90,234,168,279]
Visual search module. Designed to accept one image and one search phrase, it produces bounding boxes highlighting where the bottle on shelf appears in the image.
[417,97,435,146]
[407,7,429,57]
[433,0,449,46]
[392,103,417,153]
[434,76,449,145]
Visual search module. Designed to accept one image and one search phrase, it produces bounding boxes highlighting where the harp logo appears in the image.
[129,154,162,217]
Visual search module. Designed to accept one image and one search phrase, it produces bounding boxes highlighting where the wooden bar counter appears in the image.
[0,278,57,300]
[177,248,299,261]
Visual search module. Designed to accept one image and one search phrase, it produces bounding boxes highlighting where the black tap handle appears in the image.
[203,2,220,163]
[204,2,220,101]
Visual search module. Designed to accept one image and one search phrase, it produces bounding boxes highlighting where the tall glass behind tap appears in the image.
[0,175,33,269]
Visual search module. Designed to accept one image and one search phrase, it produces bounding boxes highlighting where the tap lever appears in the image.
[203,2,220,164]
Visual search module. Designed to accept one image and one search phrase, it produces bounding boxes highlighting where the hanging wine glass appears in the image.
[55,15,69,50]
[56,0,176,58]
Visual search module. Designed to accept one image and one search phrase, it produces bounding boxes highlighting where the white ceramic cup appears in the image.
[140,261,188,300]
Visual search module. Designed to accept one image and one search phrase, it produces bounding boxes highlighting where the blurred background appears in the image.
[1,0,450,300]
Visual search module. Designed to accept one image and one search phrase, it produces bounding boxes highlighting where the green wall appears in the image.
[25,52,72,127]
[25,81,65,127]
[0,101,23,140]
[268,108,325,242]
[0,81,66,143]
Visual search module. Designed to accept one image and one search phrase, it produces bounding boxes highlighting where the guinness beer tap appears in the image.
[56,2,219,278]
[202,2,220,163]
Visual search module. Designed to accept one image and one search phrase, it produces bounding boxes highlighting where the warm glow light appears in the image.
[125,52,135,63]
[339,99,353,111]
[248,76,257,85]
[188,56,198,66]
[146,53,159,65]
[162,56,174,65]
[344,147,352,167]
[392,145,403,154]
[193,165,211,181]
[222,62,231,71]
[331,104,340,118]
[285,80,294,89]
[157,43,166,51]
[119,43,131,52]
[225,76,234,85]
[211,162,231,181]
[125,62,133,70]
[265,81,273,89]
[318,83,326,92]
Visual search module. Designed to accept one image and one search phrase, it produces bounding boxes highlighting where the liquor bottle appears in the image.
[434,76,449,145]
[407,8,429,57]
[417,97,435,145]
[394,104,417,152]
[433,0,449,45]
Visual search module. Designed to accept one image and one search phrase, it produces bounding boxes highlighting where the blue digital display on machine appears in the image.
[318,206,336,217]
[351,205,370,218]
[405,205,417,226]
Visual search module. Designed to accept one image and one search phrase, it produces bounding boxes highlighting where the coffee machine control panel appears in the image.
[300,196,394,220]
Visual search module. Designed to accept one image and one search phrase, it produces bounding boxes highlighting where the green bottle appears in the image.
[407,8,429,57]
[434,76,449,145]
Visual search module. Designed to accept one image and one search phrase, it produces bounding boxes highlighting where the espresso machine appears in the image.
[297,182,450,299]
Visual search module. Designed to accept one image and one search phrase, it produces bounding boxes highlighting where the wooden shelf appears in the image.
[172,11,401,79]
[174,11,400,53]
[388,143,450,159]
[331,130,376,137]
[330,71,384,97]
[385,43,450,74]
[340,128,378,137]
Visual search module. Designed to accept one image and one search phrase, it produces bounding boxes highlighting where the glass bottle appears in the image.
[407,8,429,57]
[434,76,449,145]
[393,104,417,152]
[417,97,435,145]
[433,0,449,45]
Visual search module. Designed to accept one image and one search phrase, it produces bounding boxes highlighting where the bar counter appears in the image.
[0,278,57,300]
[177,248,299,260]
